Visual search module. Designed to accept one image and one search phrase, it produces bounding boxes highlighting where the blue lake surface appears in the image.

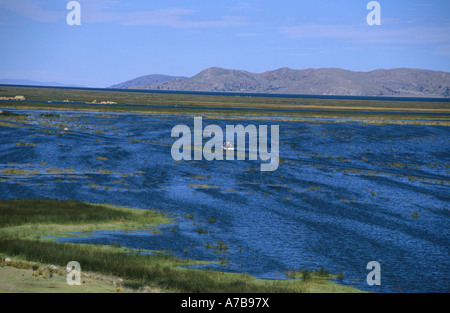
[0,109,449,293]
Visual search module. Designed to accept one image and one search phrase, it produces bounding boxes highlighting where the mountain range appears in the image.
[111,67,450,98]
[110,74,188,89]
[0,79,85,88]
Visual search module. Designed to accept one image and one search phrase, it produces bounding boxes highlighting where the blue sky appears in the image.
[0,0,449,87]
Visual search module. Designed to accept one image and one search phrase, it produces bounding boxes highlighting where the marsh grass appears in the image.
[1,86,448,122]
[408,175,419,181]
[0,121,30,128]
[40,113,60,118]
[0,199,168,229]
[0,197,364,293]
[0,239,262,293]
[285,268,332,281]
[343,169,362,174]
[204,241,230,254]
[0,111,26,117]
[15,142,36,147]
[185,175,211,179]
[189,184,218,188]
[2,169,31,175]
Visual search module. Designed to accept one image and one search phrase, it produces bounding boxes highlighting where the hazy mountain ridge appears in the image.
[114,67,450,98]
[0,79,85,88]
[110,74,188,89]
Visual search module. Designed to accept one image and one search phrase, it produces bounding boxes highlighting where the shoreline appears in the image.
[0,199,364,293]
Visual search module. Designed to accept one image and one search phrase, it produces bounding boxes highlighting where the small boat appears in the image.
[221,141,234,151]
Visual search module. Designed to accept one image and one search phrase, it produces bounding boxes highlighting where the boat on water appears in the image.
[221,141,234,151]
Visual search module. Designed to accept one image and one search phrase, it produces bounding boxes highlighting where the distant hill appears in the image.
[0,79,84,88]
[110,74,188,89]
[113,67,450,98]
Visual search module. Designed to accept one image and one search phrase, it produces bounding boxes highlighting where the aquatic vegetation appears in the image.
[0,199,170,230]
[195,228,209,234]
[285,268,332,281]
[40,113,60,118]
[45,168,63,174]
[269,184,288,187]
[343,169,362,174]
[15,142,36,147]
[2,169,30,175]
[390,161,404,168]
[188,184,218,188]
[98,169,114,174]
[185,175,211,179]
[120,173,134,178]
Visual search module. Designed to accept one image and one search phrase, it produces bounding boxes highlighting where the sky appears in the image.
[0,0,449,87]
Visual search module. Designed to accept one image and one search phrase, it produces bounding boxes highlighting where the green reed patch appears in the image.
[2,168,30,175]
[0,199,167,228]
[15,142,36,147]
[285,267,333,280]
[0,239,335,293]
[0,201,363,293]
[40,113,60,118]
[0,111,27,117]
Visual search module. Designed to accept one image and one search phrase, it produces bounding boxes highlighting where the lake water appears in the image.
[0,109,449,293]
